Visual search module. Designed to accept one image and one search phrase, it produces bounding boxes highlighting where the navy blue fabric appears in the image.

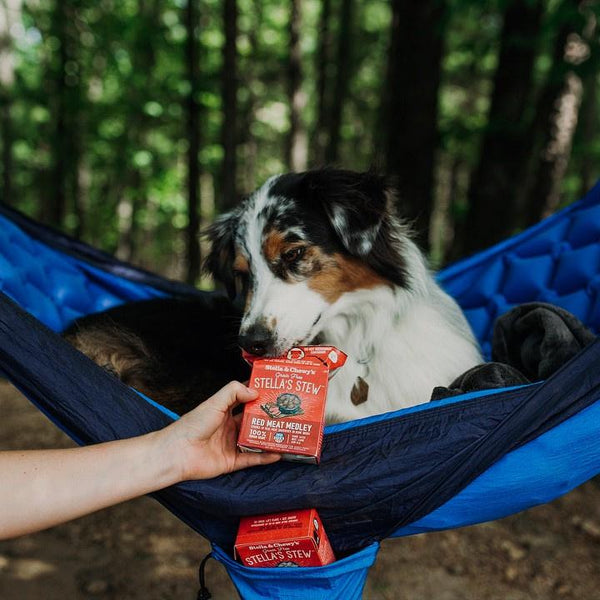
[2,289,600,553]
[1,188,600,558]
[0,292,174,443]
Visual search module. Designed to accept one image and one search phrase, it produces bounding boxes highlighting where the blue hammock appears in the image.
[2,183,600,599]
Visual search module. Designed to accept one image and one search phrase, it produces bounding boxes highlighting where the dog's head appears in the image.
[204,169,415,357]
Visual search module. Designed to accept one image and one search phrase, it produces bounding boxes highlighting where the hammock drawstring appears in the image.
[195,552,214,600]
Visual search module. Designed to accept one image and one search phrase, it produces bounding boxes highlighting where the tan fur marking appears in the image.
[64,327,152,381]
[308,252,390,302]
[262,230,287,263]
[64,327,206,414]
[233,253,249,273]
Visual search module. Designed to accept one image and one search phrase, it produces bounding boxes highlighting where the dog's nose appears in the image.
[239,324,273,357]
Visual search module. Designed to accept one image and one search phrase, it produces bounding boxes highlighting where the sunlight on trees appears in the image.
[0,0,598,281]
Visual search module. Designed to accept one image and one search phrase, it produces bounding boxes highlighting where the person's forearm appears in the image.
[0,431,178,540]
[0,382,279,541]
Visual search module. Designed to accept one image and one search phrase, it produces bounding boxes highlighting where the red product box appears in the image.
[234,509,336,568]
[237,346,346,464]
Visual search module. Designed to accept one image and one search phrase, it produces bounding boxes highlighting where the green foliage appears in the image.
[1,0,599,275]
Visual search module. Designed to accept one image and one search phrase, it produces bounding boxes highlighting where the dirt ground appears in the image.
[1,380,599,600]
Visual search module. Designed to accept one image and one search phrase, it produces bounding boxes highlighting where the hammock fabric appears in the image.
[2,183,600,599]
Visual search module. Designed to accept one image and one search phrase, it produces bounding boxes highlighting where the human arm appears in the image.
[0,382,279,540]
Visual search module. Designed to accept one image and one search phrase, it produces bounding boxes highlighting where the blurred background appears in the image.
[0,0,599,283]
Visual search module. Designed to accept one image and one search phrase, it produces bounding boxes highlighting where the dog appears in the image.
[65,169,482,421]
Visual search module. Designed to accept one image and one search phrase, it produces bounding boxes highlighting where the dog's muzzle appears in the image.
[238,323,275,357]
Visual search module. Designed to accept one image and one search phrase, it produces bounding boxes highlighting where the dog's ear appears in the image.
[203,211,238,298]
[312,169,392,258]
[307,169,411,288]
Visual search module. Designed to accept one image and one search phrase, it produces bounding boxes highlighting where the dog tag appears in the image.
[350,376,369,406]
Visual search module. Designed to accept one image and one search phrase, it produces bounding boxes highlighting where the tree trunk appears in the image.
[70,120,84,239]
[48,0,69,228]
[434,156,464,266]
[325,0,353,165]
[116,173,143,262]
[462,0,543,255]
[312,0,333,166]
[576,4,599,198]
[430,155,457,266]
[75,158,90,240]
[381,0,446,251]
[524,0,586,225]
[68,48,84,240]
[186,0,201,285]
[114,0,159,265]
[526,73,583,223]
[0,101,11,204]
[221,0,238,211]
[238,0,263,192]
[0,0,21,206]
[578,64,598,196]
[287,0,308,171]
[44,0,83,231]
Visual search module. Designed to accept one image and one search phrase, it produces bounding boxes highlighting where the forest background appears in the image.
[0,0,599,285]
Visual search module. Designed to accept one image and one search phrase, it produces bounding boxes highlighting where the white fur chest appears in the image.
[319,288,483,423]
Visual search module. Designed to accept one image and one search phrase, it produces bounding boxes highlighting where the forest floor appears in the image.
[1,379,600,600]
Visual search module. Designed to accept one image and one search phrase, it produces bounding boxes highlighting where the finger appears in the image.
[232,451,281,471]
[235,384,259,403]
[208,381,258,413]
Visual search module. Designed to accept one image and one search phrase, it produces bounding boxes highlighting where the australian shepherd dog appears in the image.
[65,169,482,422]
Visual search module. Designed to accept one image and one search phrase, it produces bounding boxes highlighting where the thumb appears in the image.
[209,381,258,413]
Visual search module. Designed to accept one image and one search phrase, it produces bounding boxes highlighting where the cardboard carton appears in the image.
[237,346,346,463]
[234,509,336,568]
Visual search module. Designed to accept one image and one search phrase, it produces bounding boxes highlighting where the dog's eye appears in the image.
[281,247,306,265]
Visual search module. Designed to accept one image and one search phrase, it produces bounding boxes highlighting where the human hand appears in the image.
[158,381,281,482]
[0,381,280,540]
